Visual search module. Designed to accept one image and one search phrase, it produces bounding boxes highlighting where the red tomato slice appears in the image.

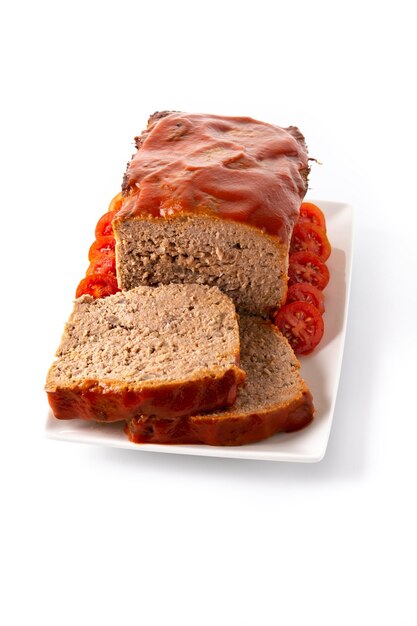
[299,202,327,231]
[107,192,124,213]
[286,282,325,314]
[290,222,331,261]
[274,301,324,355]
[76,275,119,299]
[86,252,116,276]
[95,210,119,239]
[88,236,115,261]
[288,251,330,291]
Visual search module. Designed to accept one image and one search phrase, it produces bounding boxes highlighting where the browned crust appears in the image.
[285,125,310,195]
[47,365,245,422]
[125,387,314,446]
[122,111,176,195]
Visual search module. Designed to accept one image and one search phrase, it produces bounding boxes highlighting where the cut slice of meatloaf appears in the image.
[113,111,309,317]
[126,316,314,446]
[46,284,245,422]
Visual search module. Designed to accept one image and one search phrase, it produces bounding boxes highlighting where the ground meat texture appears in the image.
[114,215,287,317]
[126,316,314,446]
[46,284,245,422]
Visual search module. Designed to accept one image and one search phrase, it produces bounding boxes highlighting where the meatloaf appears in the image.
[46,284,245,422]
[126,316,314,446]
[113,111,309,316]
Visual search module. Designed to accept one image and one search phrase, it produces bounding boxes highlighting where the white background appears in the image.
[1,1,416,625]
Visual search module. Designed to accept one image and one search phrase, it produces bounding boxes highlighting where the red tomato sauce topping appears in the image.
[119,112,309,241]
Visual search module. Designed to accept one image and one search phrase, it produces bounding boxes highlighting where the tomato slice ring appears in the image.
[288,251,330,291]
[88,236,116,262]
[95,210,119,239]
[290,222,331,261]
[299,202,327,231]
[86,252,116,276]
[107,192,124,213]
[286,282,325,314]
[76,274,120,299]
[274,301,324,355]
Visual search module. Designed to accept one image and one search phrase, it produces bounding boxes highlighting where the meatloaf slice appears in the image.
[126,316,314,446]
[46,284,245,422]
[114,111,309,317]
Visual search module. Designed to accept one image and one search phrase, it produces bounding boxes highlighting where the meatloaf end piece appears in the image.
[114,112,309,317]
[46,284,245,422]
[126,316,314,446]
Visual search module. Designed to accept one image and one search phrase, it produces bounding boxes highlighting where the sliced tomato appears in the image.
[286,282,325,314]
[95,210,119,238]
[86,252,116,276]
[290,222,331,261]
[107,192,124,213]
[88,236,115,261]
[299,202,326,231]
[76,274,119,299]
[288,251,330,291]
[274,301,324,355]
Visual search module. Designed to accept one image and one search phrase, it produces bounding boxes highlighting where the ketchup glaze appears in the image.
[119,112,309,241]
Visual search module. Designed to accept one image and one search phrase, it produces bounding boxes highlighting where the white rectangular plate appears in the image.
[45,200,353,462]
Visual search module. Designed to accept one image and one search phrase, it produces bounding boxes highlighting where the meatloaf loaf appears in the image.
[113,111,309,317]
[46,284,245,422]
[126,316,314,446]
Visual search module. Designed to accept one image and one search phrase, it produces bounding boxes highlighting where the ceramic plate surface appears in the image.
[45,200,353,462]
